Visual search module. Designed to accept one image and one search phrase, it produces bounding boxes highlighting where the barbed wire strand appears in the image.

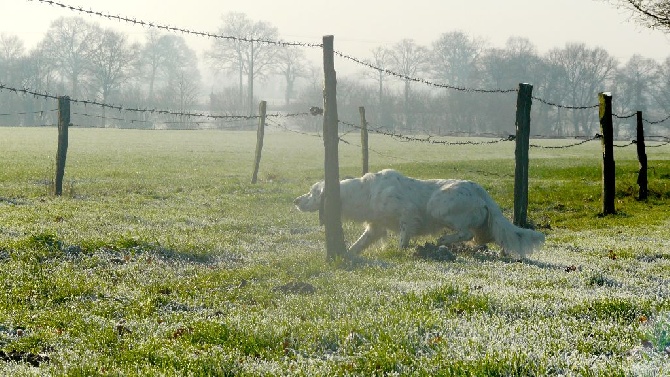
[0,109,58,116]
[0,83,313,121]
[338,118,514,146]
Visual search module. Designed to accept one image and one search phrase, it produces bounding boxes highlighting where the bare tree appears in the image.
[141,33,200,105]
[140,29,169,106]
[89,31,136,101]
[0,34,25,83]
[87,29,138,126]
[154,37,201,112]
[362,46,393,127]
[275,46,309,106]
[388,39,429,130]
[615,55,659,113]
[39,17,101,98]
[207,12,279,115]
[431,31,485,87]
[606,0,670,31]
[431,31,486,133]
[547,43,618,135]
[654,56,670,113]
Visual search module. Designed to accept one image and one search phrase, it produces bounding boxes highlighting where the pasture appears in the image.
[0,126,669,376]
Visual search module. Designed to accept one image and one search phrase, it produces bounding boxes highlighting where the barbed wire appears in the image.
[266,118,321,139]
[641,136,670,148]
[333,51,517,94]
[522,96,670,124]
[0,82,313,121]
[529,135,601,149]
[28,0,322,48]
[266,118,428,162]
[531,96,599,110]
[613,112,636,119]
[644,114,670,124]
[338,119,514,146]
[612,112,670,124]
[0,109,58,116]
[2,81,668,147]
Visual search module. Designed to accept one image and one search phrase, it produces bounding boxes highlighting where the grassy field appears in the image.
[0,126,669,376]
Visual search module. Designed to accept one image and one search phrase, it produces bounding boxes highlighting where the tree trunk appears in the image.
[248,41,255,117]
[404,79,410,130]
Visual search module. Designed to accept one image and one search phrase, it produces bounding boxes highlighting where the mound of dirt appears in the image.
[413,242,489,261]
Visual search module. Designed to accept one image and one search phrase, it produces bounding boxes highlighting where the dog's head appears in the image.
[294,181,325,213]
[295,181,326,225]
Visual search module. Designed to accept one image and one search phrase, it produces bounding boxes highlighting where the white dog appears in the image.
[294,169,545,257]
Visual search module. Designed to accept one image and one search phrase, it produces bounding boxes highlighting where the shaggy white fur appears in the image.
[294,169,545,257]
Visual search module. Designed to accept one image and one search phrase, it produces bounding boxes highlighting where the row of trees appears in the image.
[0,16,202,128]
[337,33,670,137]
[0,13,669,136]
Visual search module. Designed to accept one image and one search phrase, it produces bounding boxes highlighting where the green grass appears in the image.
[0,127,669,375]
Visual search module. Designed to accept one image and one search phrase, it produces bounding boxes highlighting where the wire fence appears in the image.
[4,1,669,149]
[27,0,670,121]
[1,80,669,151]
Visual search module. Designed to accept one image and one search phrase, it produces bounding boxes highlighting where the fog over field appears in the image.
[0,0,669,138]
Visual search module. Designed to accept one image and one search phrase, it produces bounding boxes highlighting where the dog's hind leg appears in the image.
[348,225,386,254]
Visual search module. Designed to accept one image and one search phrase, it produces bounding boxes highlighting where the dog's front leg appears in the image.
[399,221,411,249]
[348,225,385,254]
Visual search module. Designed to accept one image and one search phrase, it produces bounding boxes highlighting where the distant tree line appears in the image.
[0,13,669,136]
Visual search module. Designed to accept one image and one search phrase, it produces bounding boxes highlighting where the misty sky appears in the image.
[2,0,669,72]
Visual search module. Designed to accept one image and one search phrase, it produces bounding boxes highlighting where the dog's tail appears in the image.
[485,197,545,258]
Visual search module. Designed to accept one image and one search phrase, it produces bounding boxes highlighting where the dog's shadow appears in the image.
[413,242,566,271]
[334,253,393,270]
[332,242,565,272]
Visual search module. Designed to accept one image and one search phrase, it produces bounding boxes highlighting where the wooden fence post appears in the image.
[635,111,648,200]
[251,100,267,184]
[359,106,369,175]
[54,96,70,196]
[322,35,347,261]
[599,92,616,215]
[513,83,532,227]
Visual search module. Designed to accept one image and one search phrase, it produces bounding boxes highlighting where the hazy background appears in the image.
[4,0,668,62]
[1,0,669,137]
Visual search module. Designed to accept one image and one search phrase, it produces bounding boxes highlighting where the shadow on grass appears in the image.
[32,234,243,266]
[413,241,569,271]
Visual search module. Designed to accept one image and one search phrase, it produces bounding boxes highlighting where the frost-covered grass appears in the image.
[0,127,669,376]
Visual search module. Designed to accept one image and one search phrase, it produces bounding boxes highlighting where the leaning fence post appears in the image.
[322,35,347,261]
[251,100,267,184]
[54,96,70,196]
[599,92,616,215]
[635,111,648,200]
[359,106,369,175]
[513,83,532,227]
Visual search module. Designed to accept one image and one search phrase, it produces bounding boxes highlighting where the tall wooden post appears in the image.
[359,106,369,176]
[636,111,648,200]
[599,92,616,215]
[54,96,70,196]
[322,35,347,261]
[513,83,532,227]
[251,100,267,184]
